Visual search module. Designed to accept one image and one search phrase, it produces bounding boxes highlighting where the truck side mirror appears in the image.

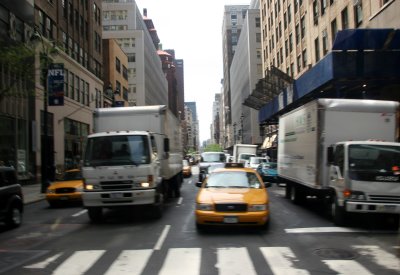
[164,138,170,152]
[327,146,334,164]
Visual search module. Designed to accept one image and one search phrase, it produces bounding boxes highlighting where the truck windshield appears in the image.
[201,153,225,162]
[348,144,400,179]
[83,135,150,166]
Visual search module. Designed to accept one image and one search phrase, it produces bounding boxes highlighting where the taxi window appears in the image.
[206,171,262,189]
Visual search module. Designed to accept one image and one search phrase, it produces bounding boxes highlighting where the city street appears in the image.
[0,167,399,275]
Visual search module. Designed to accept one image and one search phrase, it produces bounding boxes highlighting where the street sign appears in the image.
[48,63,64,106]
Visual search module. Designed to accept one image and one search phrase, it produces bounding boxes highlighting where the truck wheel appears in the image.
[331,196,346,226]
[290,185,304,204]
[87,207,103,223]
[285,183,291,199]
[5,204,23,228]
[150,193,163,219]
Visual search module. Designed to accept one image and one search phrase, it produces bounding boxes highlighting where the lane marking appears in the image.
[285,227,367,233]
[153,225,170,250]
[177,197,183,205]
[323,260,373,275]
[260,247,310,275]
[52,250,105,275]
[217,247,257,275]
[104,249,153,275]
[159,248,201,275]
[353,245,400,271]
[24,253,63,269]
[72,209,87,217]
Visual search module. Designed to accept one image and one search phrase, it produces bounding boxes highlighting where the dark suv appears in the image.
[0,166,23,228]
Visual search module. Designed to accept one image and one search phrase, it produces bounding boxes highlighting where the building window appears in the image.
[295,24,300,44]
[322,29,328,55]
[255,17,260,28]
[285,40,289,57]
[331,18,337,44]
[127,53,135,62]
[122,65,128,80]
[289,33,293,52]
[256,33,261,43]
[315,37,320,62]
[341,7,348,29]
[313,0,319,25]
[300,16,305,39]
[354,3,363,27]
[320,0,327,16]
[115,57,121,73]
[297,55,301,72]
[302,49,307,68]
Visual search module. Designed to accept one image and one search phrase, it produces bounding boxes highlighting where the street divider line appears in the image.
[72,209,87,217]
[154,225,171,250]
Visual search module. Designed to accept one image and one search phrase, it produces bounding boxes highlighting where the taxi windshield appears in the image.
[206,171,262,189]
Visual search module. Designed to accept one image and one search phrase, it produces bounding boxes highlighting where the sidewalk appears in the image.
[22,183,45,204]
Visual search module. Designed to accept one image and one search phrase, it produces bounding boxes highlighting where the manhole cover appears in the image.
[314,248,358,260]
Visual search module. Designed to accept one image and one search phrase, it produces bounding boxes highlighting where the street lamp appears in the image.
[106,84,120,107]
[31,27,56,193]
[240,113,244,143]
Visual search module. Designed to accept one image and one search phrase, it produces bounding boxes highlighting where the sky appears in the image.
[135,0,250,143]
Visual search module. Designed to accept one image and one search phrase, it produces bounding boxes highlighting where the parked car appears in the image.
[245,156,270,169]
[182,159,192,178]
[195,165,270,230]
[0,166,23,228]
[46,169,83,207]
[256,162,278,183]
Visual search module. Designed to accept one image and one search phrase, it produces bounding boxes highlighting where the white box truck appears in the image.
[278,98,400,225]
[81,105,183,222]
[232,144,258,164]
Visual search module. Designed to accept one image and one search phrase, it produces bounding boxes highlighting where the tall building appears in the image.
[102,39,129,107]
[230,4,263,146]
[221,4,249,149]
[34,0,104,183]
[102,1,168,106]
[254,0,400,157]
[0,1,35,182]
[185,102,199,152]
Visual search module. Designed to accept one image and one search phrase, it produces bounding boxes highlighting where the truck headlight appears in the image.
[85,184,100,190]
[349,191,366,200]
[248,204,268,211]
[196,203,213,211]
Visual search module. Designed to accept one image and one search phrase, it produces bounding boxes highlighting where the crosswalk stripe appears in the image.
[159,248,201,275]
[323,260,373,274]
[104,249,153,275]
[52,250,105,275]
[217,247,257,275]
[259,247,310,275]
[353,245,400,271]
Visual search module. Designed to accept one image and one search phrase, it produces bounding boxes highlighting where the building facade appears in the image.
[102,1,168,107]
[221,4,249,149]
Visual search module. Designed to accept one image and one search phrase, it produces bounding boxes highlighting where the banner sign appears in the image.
[48,63,64,106]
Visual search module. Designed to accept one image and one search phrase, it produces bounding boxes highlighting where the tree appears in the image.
[204,144,223,152]
[0,42,35,103]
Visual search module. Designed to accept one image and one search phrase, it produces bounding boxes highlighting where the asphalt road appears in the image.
[0,167,399,275]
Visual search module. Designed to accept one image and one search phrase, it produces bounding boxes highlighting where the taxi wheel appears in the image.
[195,222,206,232]
[87,207,103,223]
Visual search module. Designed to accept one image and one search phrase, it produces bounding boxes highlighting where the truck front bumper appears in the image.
[82,189,157,207]
[346,201,400,214]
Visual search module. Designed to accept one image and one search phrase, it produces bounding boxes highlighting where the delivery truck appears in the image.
[278,98,400,225]
[81,105,183,222]
[232,144,258,164]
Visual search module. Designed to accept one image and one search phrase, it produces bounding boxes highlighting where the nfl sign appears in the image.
[48,63,64,106]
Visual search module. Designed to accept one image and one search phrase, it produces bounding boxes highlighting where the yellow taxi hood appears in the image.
[48,180,83,190]
[198,188,267,204]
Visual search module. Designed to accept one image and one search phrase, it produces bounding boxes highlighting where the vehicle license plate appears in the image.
[378,205,397,212]
[110,193,124,199]
[223,216,238,223]
[60,196,69,200]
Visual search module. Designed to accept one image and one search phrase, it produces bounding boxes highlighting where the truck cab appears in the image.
[328,141,400,225]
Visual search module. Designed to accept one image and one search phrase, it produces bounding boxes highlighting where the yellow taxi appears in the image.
[46,169,83,207]
[195,164,270,230]
[182,159,192,177]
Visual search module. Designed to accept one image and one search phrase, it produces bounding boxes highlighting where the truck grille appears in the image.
[215,203,247,212]
[369,194,400,203]
[100,181,133,190]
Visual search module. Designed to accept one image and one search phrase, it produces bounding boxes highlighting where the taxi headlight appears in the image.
[248,204,268,211]
[196,203,213,211]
